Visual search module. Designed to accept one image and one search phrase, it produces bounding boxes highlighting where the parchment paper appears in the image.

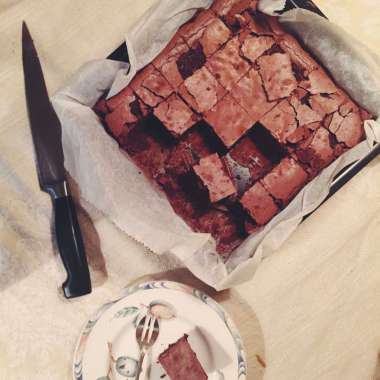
[52,0,380,290]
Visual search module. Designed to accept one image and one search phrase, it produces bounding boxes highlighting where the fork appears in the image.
[135,315,160,380]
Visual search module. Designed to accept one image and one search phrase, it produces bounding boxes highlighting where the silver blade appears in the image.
[22,22,66,189]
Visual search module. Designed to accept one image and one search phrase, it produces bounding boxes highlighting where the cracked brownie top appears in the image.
[96,0,371,260]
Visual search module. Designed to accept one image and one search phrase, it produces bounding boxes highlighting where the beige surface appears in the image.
[0,0,379,379]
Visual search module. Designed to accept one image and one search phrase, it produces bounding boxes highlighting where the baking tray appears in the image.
[107,0,380,215]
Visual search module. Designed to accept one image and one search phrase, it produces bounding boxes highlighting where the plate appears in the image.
[73,281,247,380]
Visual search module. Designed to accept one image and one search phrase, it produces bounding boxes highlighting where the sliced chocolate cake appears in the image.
[158,335,208,380]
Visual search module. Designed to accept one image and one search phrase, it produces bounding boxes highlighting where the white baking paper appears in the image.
[258,0,286,15]
[52,0,380,290]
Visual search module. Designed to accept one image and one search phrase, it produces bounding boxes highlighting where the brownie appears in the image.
[179,9,231,57]
[154,94,199,136]
[278,34,318,78]
[260,99,298,143]
[299,68,337,95]
[178,66,226,113]
[212,0,257,25]
[309,92,346,116]
[295,127,336,171]
[105,105,136,138]
[262,157,308,205]
[334,111,364,147]
[290,88,324,127]
[257,53,298,101]
[230,68,277,123]
[241,181,279,224]
[193,153,236,202]
[152,35,189,89]
[206,36,250,91]
[204,94,254,147]
[245,11,273,35]
[340,98,359,117]
[104,88,149,138]
[129,64,174,107]
[195,208,244,258]
[241,35,276,62]
[325,112,344,134]
[98,1,371,259]
[158,335,208,380]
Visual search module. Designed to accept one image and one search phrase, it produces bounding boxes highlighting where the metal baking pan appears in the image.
[107,0,380,214]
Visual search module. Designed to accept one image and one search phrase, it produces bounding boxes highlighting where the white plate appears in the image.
[73,281,247,380]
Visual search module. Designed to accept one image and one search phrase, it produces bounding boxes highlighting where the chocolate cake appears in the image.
[96,0,371,260]
[158,335,208,380]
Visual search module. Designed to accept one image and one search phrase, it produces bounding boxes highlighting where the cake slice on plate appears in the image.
[158,335,208,380]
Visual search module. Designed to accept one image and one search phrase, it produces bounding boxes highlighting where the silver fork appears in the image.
[135,315,160,380]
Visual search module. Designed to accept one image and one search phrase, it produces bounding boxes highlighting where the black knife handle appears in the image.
[52,193,92,298]
[45,182,92,298]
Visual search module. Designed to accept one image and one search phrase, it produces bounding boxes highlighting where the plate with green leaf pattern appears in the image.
[73,281,247,380]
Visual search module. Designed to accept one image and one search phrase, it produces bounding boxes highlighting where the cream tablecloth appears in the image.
[0,1,380,379]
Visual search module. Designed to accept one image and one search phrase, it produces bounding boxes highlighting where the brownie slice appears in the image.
[152,35,189,89]
[195,208,244,259]
[129,64,174,107]
[260,99,298,144]
[241,35,276,63]
[289,88,323,127]
[277,34,318,79]
[193,153,236,202]
[105,88,148,138]
[178,9,231,57]
[212,0,257,24]
[333,111,364,148]
[154,94,199,136]
[295,127,336,172]
[257,53,298,101]
[204,94,255,147]
[206,36,250,91]
[178,66,226,113]
[158,335,208,380]
[262,157,308,206]
[230,68,277,123]
[241,181,279,224]
[299,68,337,95]
[310,92,346,117]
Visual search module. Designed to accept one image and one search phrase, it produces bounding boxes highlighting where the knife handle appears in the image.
[48,183,92,299]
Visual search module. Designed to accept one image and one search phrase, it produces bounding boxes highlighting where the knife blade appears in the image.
[22,22,91,299]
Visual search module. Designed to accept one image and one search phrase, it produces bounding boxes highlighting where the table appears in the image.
[0,1,379,379]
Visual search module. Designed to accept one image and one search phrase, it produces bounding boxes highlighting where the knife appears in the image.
[22,22,92,299]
